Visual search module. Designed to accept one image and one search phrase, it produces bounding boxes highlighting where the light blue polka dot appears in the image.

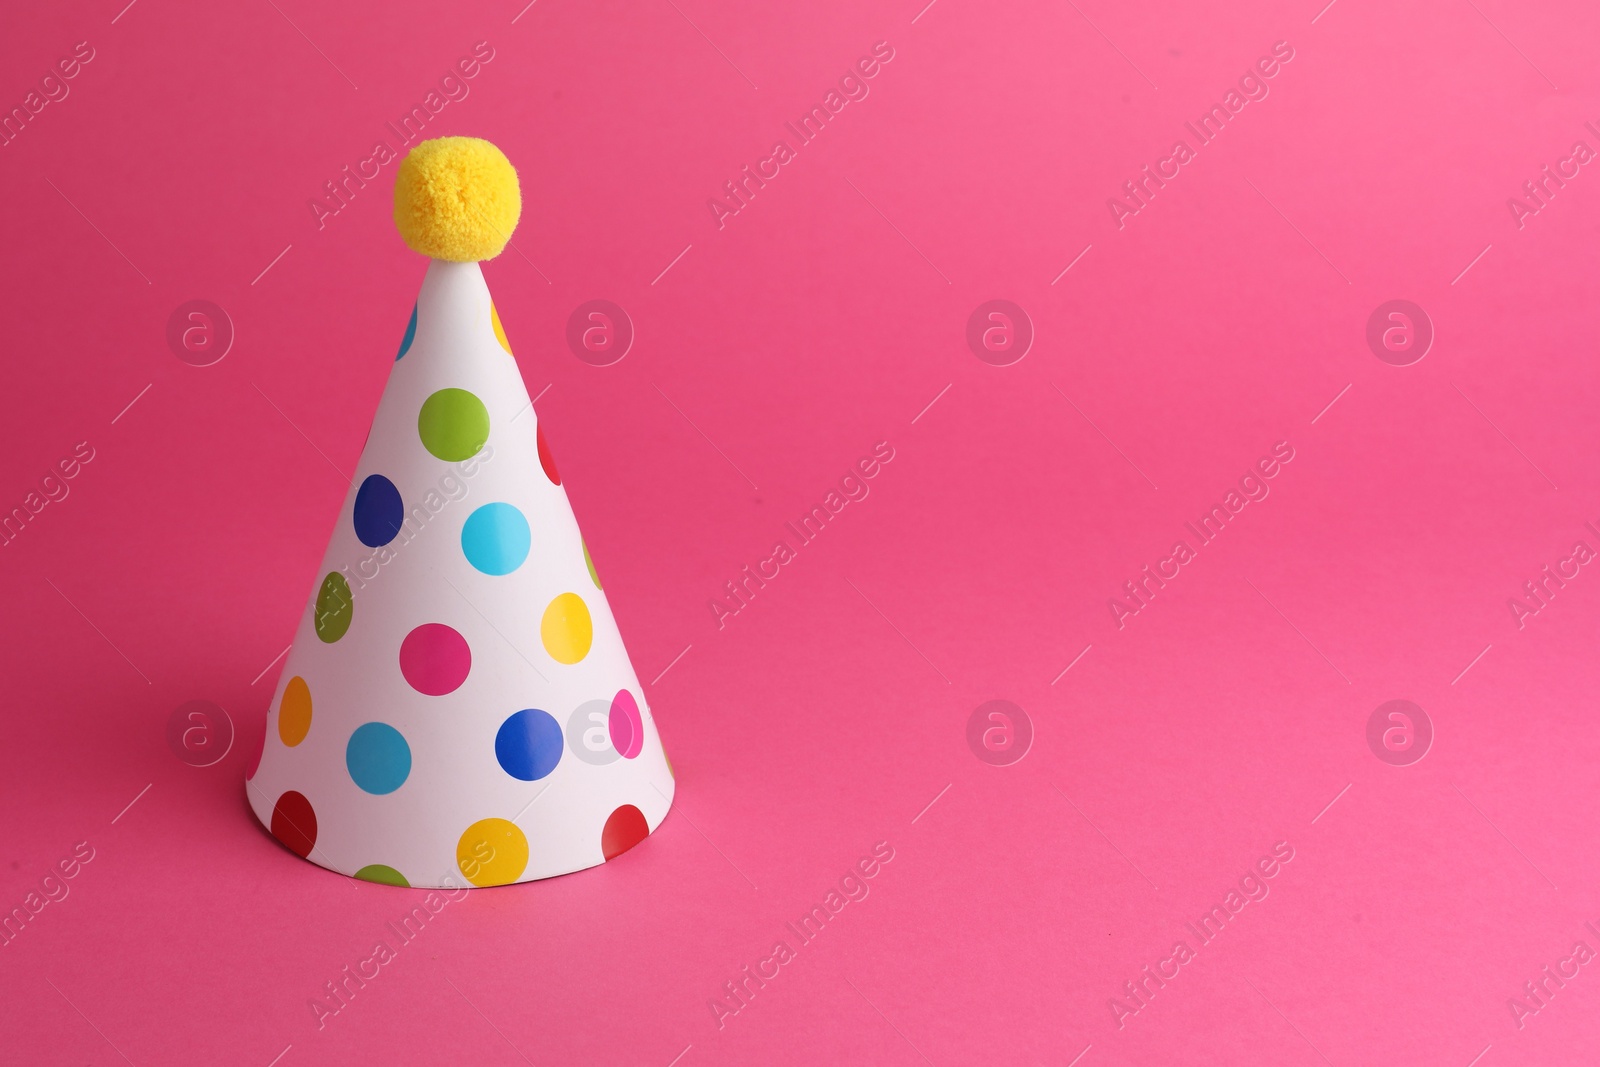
[461,503,531,576]
[346,723,411,795]
[395,305,418,360]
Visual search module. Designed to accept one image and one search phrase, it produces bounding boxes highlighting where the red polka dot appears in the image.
[602,804,649,861]
[537,424,560,485]
[399,624,472,696]
[271,791,318,858]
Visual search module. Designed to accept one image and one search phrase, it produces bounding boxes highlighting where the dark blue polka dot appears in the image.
[395,304,418,360]
[495,709,563,781]
[353,475,404,547]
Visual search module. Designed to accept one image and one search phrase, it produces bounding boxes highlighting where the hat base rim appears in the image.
[245,779,675,889]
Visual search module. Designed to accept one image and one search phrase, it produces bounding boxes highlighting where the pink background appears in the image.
[3,0,1599,1063]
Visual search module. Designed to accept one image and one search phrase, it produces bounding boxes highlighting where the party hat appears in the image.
[247,137,674,887]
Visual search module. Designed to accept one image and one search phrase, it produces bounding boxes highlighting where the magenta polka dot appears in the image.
[609,689,644,759]
[399,624,471,695]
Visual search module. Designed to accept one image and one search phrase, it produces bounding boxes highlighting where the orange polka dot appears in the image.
[279,676,312,747]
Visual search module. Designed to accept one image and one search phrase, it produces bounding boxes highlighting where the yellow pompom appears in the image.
[393,137,521,262]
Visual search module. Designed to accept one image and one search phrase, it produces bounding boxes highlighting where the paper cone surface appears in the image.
[247,261,674,887]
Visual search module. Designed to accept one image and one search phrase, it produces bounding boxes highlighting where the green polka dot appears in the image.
[354,864,409,887]
[583,541,602,589]
[418,388,489,461]
[314,572,353,643]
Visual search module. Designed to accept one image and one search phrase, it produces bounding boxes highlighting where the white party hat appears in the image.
[247,137,674,887]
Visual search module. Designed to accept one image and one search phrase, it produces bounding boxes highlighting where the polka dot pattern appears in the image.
[495,709,563,781]
[395,304,418,360]
[457,819,528,886]
[399,624,471,696]
[253,268,674,887]
[461,503,530,576]
[279,676,312,747]
[346,722,412,795]
[353,474,405,547]
[271,791,317,858]
[541,593,592,664]
[602,805,649,861]
[418,388,489,462]
[537,424,560,485]
[314,573,353,643]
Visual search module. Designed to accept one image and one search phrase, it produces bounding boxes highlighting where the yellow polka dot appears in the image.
[279,676,312,747]
[540,593,593,664]
[491,304,512,355]
[456,819,528,886]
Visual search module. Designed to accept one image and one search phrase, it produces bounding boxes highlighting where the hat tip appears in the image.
[393,136,521,262]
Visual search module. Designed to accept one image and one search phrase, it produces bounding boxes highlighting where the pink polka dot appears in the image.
[399,624,472,695]
[609,689,644,759]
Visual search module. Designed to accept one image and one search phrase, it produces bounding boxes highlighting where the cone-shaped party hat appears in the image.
[247,137,674,887]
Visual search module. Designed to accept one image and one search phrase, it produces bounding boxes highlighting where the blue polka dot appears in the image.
[395,305,418,360]
[353,475,405,547]
[495,709,563,781]
[346,723,411,795]
[461,503,531,575]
